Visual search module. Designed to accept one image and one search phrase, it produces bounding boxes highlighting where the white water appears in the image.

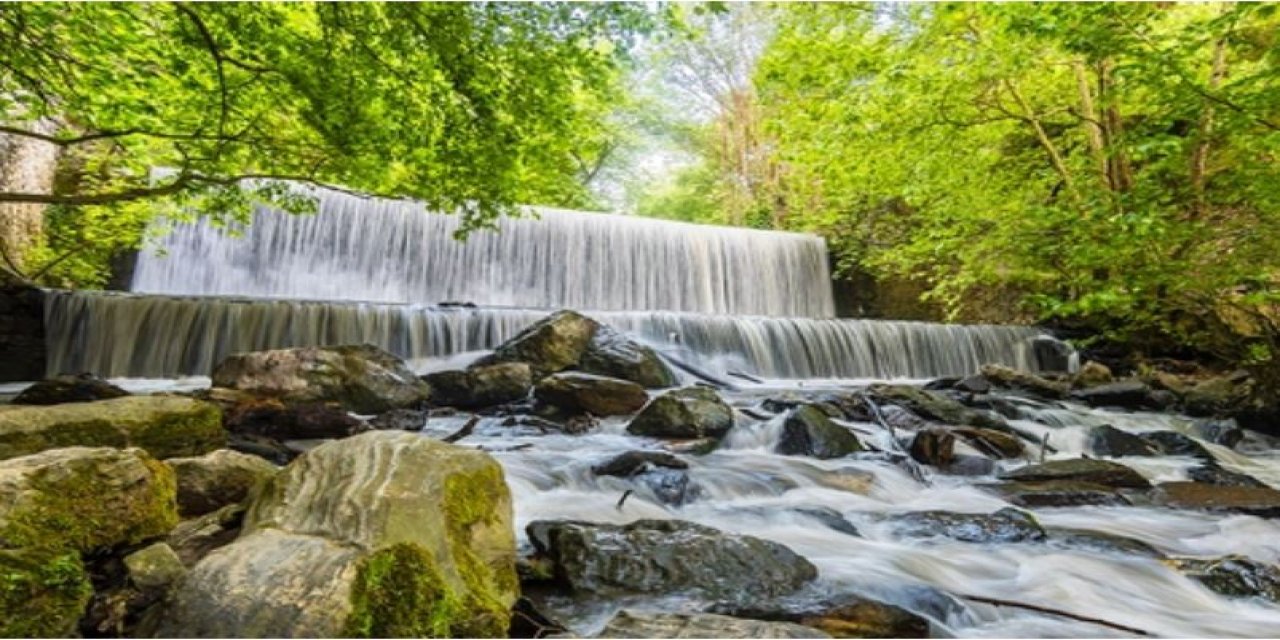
[44,290,1051,380]
[131,188,835,317]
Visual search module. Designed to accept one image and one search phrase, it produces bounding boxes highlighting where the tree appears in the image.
[0,2,663,285]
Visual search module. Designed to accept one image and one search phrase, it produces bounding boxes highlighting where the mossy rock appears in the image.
[0,547,93,637]
[0,396,225,461]
[474,310,600,378]
[0,446,178,552]
[627,387,734,439]
[158,432,517,638]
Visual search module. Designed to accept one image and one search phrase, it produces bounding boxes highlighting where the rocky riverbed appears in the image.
[2,310,1279,637]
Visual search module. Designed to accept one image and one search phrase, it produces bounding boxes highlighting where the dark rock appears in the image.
[366,408,427,431]
[1151,481,1280,518]
[592,450,688,477]
[599,611,830,639]
[716,593,929,639]
[1168,556,1280,603]
[166,503,247,567]
[223,399,366,440]
[534,372,648,416]
[888,507,1045,543]
[0,285,46,383]
[425,362,533,409]
[227,432,296,465]
[923,376,961,391]
[628,387,734,440]
[1032,335,1077,373]
[1193,419,1244,448]
[868,384,1008,431]
[526,519,816,601]
[12,373,129,405]
[981,481,1130,507]
[1186,464,1268,488]
[941,454,996,476]
[998,458,1151,489]
[908,428,954,466]
[980,364,1069,399]
[954,374,992,394]
[578,324,677,388]
[508,596,570,639]
[635,468,699,506]
[1142,430,1213,460]
[952,427,1025,459]
[794,507,861,536]
[777,405,863,459]
[877,404,931,431]
[1069,381,1157,410]
[1087,425,1160,457]
[474,310,599,378]
[1046,528,1163,558]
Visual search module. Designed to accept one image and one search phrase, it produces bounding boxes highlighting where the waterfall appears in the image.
[46,290,1050,379]
[131,188,836,318]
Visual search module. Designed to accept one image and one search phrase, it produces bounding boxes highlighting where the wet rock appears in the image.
[814,468,876,494]
[908,428,954,466]
[1185,464,1268,488]
[223,398,366,440]
[923,376,961,391]
[868,384,1008,431]
[1150,481,1280,518]
[635,468,699,506]
[526,519,816,601]
[366,408,427,431]
[998,458,1151,489]
[157,432,518,638]
[578,324,677,388]
[953,374,991,394]
[877,404,931,431]
[212,344,431,413]
[1046,528,1163,558]
[795,507,861,536]
[1181,373,1245,417]
[1142,430,1212,460]
[777,405,863,459]
[507,596,570,639]
[124,542,187,591]
[952,427,1025,459]
[425,362,533,409]
[0,395,225,461]
[888,507,1045,543]
[599,610,829,639]
[12,373,129,405]
[663,437,721,456]
[534,372,648,416]
[980,364,1069,399]
[716,594,931,639]
[165,449,278,517]
[941,454,996,476]
[1193,419,1244,448]
[1087,425,1160,457]
[475,309,600,378]
[592,450,688,477]
[1069,381,1160,410]
[628,387,734,440]
[166,503,246,568]
[1167,556,1280,603]
[1032,335,1077,372]
[981,481,1130,507]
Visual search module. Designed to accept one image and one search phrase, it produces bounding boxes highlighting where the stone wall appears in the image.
[0,285,45,382]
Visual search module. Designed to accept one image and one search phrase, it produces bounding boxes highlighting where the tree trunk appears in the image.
[1098,61,1134,193]
[1073,61,1110,190]
[0,121,59,280]
[1189,33,1230,219]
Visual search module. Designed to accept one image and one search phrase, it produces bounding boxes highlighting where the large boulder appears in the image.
[473,310,599,378]
[424,362,533,409]
[165,449,279,517]
[599,610,829,639]
[157,432,518,638]
[1150,481,1280,518]
[211,344,430,414]
[526,519,816,602]
[998,458,1151,489]
[578,325,677,388]
[627,387,734,440]
[777,405,864,459]
[0,396,224,461]
[12,373,129,405]
[887,508,1045,544]
[534,372,649,416]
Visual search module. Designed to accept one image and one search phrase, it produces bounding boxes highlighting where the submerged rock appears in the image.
[1087,425,1160,457]
[868,384,1007,431]
[425,362,533,409]
[211,344,430,413]
[534,372,648,416]
[165,449,278,517]
[1185,464,1268,488]
[998,458,1151,489]
[1046,528,1163,558]
[718,594,931,639]
[1151,481,1280,518]
[474,310,600,378]
[982,480,1130,508]
[777,405,864,459]
[526,519,816,602]
[888,507,1045,544]
[1168,556,1280,603]
[12,373,129,405]
[1142,430,1213,460]
[157,432,518,638]
[592,450,688,477]
[627,387,734,440]
[0,395,224,461]
[599,610,829,639]
[594,449,697,506]
[578,324,677,388]
[1193,419,1244,448]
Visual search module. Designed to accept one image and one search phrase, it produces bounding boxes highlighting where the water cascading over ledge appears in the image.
[45,290,1050,379]
[131,187,836,318]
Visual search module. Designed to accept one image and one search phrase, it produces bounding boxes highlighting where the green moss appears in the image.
[128,401,226,459]
[0,547,92,637]
[0,397,225,461]
[1,454,178,552]
[442,465,518,638]
[344,543,458,638]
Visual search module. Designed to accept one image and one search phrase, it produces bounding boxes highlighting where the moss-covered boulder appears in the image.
[211,344,431,414]
[578,325,677,388]
[157,431,518,638]
[0,396,224,461]
[0,446,178,552]
[165,449,278,517]
[776,405,863,459]
[474,310,600,378]
[534,372,649,416]
[627,387,734,440]
[424,362,533,409]
[0,547,93,637]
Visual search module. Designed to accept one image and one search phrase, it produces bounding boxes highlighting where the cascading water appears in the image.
[131,188,835,317]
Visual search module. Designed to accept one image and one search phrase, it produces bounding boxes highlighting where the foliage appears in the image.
[0,2,664,285]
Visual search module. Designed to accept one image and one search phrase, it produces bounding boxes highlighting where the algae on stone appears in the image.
[0,396,225,461]
[0,547,93,637]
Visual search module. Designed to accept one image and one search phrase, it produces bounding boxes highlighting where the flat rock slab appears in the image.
[1151,481,1280,518]
[981,480,1131,508]
[998,458,1151,489]
[0,396,224,461]
[598,610,829,639]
